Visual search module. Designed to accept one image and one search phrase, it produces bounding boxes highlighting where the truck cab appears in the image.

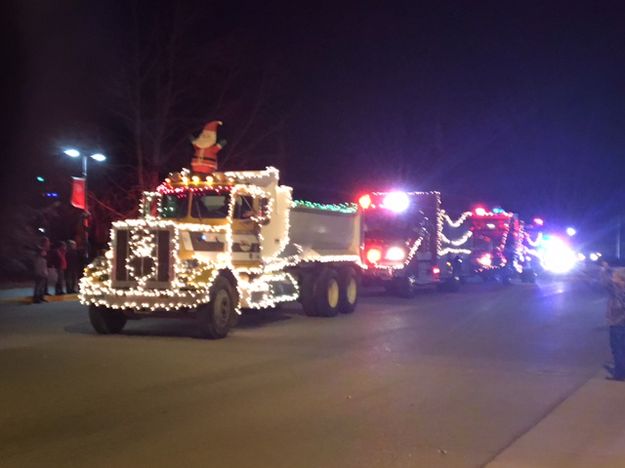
[357,191,458,296]
[465,207,527,282]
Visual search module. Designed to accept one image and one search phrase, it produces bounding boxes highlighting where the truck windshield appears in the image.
[191,194,230,218]
[161,194,188,218]
[364,210,427,238]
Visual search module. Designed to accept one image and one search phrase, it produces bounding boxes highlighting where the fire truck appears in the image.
[462,207,534,283]
[80,166,363,339]
[357,191,460,296]
[520,218,544,278]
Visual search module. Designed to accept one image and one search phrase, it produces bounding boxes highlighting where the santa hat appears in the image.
[203,121,222,132]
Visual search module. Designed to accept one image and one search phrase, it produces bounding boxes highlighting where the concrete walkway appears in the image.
[0,287,78,304]
[487,373,625,468]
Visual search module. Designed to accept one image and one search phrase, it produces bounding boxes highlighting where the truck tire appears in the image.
[521,269,536,283]
[89,305,127,334]
[314,268,340,317]
[448,277,461,292]
[438,277,460,292]
[197,276,237,339]
[300,272,318,316]
[395,274,417,298]
[338,267,358,314]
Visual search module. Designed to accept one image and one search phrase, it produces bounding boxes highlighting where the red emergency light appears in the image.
[358,194,372,210]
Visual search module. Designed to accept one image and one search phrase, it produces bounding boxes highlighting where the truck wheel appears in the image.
[438,277,460,293]
[521,269,536,283]
[314,268,340,317]
[338,267,358,314]
[300,272,318,316]
[395,274,417,298]
[197,276,237,339]
[89,305,127,334]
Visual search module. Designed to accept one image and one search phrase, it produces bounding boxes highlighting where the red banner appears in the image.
[71,177,86,210]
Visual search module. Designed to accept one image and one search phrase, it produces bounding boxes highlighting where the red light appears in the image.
[358,194,372,210]
[366,247,382,264]
[432,266,441,275]
[475,207,487,216]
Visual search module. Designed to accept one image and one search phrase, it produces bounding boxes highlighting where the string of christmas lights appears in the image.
[293,200,359,214]
[442,210,473,228]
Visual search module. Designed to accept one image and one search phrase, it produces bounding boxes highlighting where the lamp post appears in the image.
[63,148,107,258]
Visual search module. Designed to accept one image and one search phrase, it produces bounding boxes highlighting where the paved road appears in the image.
[0,278,609,467]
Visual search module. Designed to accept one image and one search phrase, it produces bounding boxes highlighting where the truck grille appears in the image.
[112,227,173,288]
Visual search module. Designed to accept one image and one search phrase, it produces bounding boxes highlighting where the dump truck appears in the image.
[80,167,363,338]
[356,190,460,297]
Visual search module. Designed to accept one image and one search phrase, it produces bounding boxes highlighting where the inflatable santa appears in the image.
[191,121,224,174]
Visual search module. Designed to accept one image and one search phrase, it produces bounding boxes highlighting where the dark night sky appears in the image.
[3,1,625,246]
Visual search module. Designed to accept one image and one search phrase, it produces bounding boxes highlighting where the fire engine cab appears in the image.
[464,207,533,283]
[358,191,459,296]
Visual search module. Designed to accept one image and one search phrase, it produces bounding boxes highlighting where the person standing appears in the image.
[54,241,67,295]
[32,249,48,303]
[65,240,80,293]
[605,267,625,381]
[38,237,51,296]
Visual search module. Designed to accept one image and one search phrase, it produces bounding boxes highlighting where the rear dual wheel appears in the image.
[338,268,358,314]
[301,267,359,317]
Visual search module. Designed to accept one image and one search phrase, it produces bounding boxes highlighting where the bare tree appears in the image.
[106,1,288,193]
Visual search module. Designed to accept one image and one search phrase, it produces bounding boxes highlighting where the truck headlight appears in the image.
[385,246,406,262]
[366,247,383,264]
[477,253,492,267]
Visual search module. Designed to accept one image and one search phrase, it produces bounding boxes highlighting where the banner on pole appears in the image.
[71,177,86,210]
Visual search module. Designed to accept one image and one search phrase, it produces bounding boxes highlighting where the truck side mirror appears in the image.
[254,198,271,225]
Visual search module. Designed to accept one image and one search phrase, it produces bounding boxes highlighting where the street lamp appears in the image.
[63,148,81,158]
[63,147,107,258]
[63,148,107,179]
[566,227,577,237]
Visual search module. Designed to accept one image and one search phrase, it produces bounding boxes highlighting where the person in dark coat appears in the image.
[65,240,81,293]
[605,267,625,381]
[32,249,48,303]
[48,241,67,295]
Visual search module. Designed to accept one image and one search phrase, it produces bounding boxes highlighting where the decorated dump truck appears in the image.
[356,191,460,296]
[80,166,363,338]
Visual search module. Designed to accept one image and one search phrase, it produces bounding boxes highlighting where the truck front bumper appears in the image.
[79,283,209,312]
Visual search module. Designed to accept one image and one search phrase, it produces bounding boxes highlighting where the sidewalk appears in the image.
[487,373,625,468]
[0,287,78,304]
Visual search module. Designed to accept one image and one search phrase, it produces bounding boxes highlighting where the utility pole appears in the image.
[617,215,621,261]
[63,149,107,260]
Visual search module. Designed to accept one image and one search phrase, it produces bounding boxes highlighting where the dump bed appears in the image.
[289,203,362,258]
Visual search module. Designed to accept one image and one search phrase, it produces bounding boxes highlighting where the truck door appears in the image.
[231,195,262,265]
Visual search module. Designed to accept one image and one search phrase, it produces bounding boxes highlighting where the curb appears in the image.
[0,294,79,305]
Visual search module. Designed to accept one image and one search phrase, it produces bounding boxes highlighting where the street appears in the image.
[0,278,609,468]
